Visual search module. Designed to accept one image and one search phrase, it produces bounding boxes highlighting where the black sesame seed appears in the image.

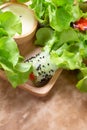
[41,71,44,74]
[19,15,22,18]
[51,69,54,72]
[36,53,40,56]
[24,59,29,62]
[29,56,36,60]
[40,57,42,59]
[38,72,41,75]
[49,71,51,74]
[36,64,41,70]
[45,74,48,78]
[36,68,39,71]
[41,79,46,82]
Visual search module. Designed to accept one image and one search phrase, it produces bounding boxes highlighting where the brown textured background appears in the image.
[0,70,87,130]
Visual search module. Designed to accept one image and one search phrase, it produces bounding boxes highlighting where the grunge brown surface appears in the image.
[0,70,87,130]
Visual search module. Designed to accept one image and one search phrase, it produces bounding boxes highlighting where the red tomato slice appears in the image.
[73,18,87,31]
[29,73,35,80]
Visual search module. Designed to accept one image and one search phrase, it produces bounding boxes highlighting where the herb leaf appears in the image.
[0,11,22,36]
[0,11,32,88]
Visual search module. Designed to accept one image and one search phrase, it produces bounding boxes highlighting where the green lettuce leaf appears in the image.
[30,0,83,32]
[35,27,54,46]
[6,62,32,88]
[0,11,22,36]
[76,67,87,92]
[0,28,8,37]
[76,76,87,92]
[52,0,74,6]
[0,11,32,88]
[0,37,19,67]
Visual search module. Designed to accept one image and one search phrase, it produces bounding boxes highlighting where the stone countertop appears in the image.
[0,70,87,130]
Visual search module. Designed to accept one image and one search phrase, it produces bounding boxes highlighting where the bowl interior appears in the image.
[0,3,38,43]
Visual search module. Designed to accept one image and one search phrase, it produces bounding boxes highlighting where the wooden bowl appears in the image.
[0,2,38,56]
[19,69,62,97]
